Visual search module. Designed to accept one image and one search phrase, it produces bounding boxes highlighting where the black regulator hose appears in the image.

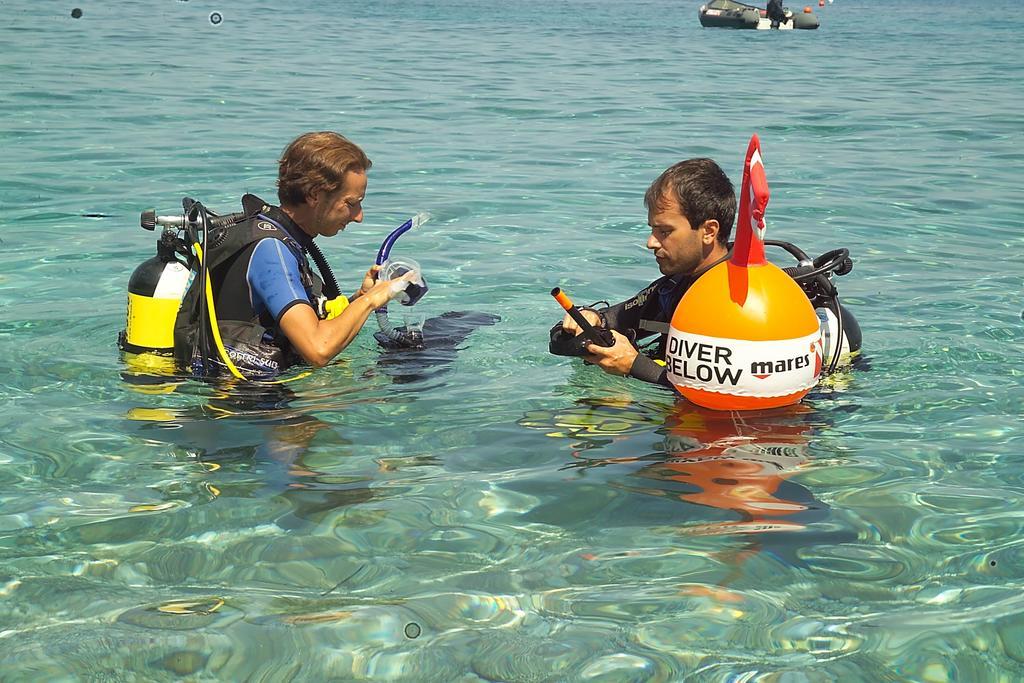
[305,240,341,300]
[210,212,245,228]
[186,199,211,376]
[782,248,852,282]
[761,240,854,374]
[764,239,812,263]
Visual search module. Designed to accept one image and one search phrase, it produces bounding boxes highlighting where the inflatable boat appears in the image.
[699,0,820,30]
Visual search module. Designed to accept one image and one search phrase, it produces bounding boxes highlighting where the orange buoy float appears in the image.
[665,134,823,410]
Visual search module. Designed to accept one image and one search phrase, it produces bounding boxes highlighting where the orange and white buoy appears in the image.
[665,135,822,410]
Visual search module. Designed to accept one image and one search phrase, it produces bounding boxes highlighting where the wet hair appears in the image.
[277,132,372,207]
[643,158,736,246]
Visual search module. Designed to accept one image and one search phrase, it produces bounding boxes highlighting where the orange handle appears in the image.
[550,287,613,347]
[551,287,575,311]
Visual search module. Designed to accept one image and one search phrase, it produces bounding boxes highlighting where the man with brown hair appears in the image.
[189,131,415,376]
[555,158,736,386]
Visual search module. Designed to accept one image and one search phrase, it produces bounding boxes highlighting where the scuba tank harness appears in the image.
[119,198,344,381]
[119,201,244,374]
[770,240,860,374]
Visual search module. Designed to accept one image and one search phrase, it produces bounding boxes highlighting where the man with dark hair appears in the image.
[187,131,415,376]
[556,158,736,386]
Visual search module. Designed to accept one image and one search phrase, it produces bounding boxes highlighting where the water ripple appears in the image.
[1,0,1023,678]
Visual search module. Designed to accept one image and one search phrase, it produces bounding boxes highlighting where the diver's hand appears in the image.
[360,270,418,309]
[584,330,638,377]
[561,308,602,336]
[353,265,382,300]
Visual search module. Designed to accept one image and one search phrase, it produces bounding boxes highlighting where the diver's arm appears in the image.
[596,287,659,344]
[279,274,413,367]
[596,299,639,334]
[560,284,660,347]
[562,295,649,339]
[584,331,670,385]
[628,354,670,386]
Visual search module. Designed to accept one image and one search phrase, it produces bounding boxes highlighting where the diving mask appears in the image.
[381,257,427,306]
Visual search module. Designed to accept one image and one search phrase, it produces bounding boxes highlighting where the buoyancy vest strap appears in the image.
[195,240,310,385]
[255,212,340,300]
[639,320,670,335]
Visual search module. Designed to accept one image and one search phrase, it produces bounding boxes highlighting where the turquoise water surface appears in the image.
[2,0,1023,679]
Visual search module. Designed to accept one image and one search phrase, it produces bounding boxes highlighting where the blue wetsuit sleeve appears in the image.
[246,239,313,322]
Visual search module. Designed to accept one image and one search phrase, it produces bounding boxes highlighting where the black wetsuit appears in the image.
[173,194,328,376]
[594,253,730,387]
[212,195,325,335]
[767,0,787,28]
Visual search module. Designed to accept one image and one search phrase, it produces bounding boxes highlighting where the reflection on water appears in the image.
[115,310,500,526]
[4,0,1023,676]
[525,399,855,568]
[122,378,377,529]
[574,405,825,527]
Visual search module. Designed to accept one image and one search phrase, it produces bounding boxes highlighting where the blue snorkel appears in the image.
[374,213,430,349]
[375,214,418,266]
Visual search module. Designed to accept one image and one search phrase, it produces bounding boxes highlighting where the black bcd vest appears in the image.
[173,195,326,377]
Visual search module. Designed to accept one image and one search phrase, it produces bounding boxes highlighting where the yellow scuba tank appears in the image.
[118,217,192,373]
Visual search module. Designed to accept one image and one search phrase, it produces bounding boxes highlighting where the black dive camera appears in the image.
[548,287,615,357]
[548,323,615,357]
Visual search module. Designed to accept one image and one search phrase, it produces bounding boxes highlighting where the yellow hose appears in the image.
[192,242,312,385]
[193,242,247,380]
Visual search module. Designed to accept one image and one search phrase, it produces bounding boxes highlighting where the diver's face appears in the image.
[311,170,366,238]
[646,194,707,276]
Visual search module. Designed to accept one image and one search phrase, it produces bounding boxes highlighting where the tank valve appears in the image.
[140,209,157,231]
